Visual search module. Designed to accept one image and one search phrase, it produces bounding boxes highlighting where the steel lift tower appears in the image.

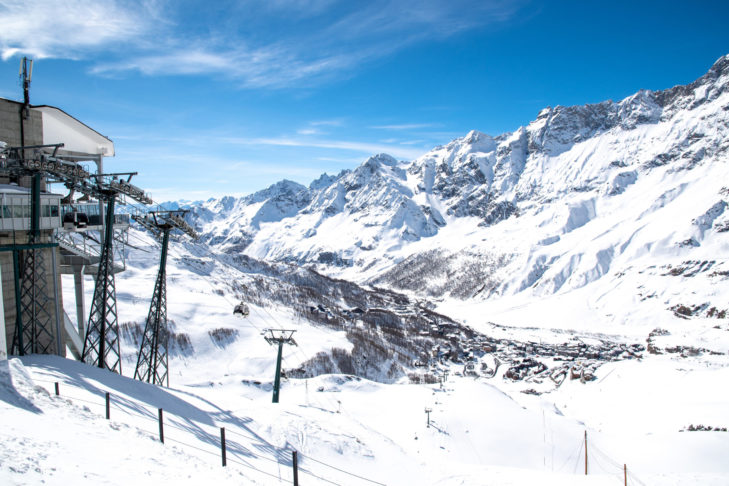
[80,173,152,373]
[16,172,56,355]
[263,329,297,403]
[134,211,197,386]
[2,142,90,356]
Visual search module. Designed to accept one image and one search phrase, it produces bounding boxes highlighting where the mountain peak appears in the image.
[310,173,337,191]
[709,53,729,76]
[365,153,399,167]
[463,130,490,144]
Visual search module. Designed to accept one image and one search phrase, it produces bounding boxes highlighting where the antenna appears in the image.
[20,56,33,117]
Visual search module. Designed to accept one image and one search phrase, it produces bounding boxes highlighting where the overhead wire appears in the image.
[589,437,650,486]
[179,234,345,412]
[113,229,383,484]
[34,227,386,485]
[299,453,387,486]
[573,440,584,474]
[36,378,356,483]
[555,437,583,473]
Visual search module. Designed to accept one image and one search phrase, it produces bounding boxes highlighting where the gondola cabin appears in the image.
[62,210,89,230]
[234,302,250,318]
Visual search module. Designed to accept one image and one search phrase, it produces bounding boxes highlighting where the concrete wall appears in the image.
[0,98,43,147]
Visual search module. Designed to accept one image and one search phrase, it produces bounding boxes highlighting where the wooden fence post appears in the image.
[292,450,299,486]
[220,427,227,467]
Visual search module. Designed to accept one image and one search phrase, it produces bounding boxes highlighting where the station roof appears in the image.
[0,98,114,157]
[32,105,115,157]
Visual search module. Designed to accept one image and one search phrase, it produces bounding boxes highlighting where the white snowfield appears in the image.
[2,349,728,485]
[2,223,728,485]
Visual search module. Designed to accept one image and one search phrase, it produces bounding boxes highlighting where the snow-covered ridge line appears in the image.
[166,54,727,323]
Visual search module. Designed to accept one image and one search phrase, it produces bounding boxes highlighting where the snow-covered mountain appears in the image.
[184,54,728,330]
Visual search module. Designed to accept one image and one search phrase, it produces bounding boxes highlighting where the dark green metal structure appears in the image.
[10,173,59,356]
[263,329,297,403]
[82,195,122,372]
[134,227,171,386]
[134,211,197,386]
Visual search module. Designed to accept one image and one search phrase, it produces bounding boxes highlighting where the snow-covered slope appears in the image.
[4,348,729,485]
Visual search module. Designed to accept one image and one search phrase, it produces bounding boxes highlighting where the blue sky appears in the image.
[1,0,728,202]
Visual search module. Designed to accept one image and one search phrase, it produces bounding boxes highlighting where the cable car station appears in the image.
[0,59,185,382]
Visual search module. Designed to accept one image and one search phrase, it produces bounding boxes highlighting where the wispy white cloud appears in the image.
[295,118,345,135]
[0,0,527,88]
[0,0,158,60]
[309,119,345,127]
[371,123,441,131]
[223,135,426,160]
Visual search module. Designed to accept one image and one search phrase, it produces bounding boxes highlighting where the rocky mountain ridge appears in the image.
[167,55,729,332]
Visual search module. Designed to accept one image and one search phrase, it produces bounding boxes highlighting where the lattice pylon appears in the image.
[12,247,56,355]
[134,228,170,386]
[82,197,122,373]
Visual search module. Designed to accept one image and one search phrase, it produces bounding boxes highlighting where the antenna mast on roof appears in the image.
[19,57,33,118]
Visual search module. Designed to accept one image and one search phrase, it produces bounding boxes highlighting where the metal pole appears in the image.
[54,382,59,396]
[292,450,299,486]
[31,174,40,238]
[105,392,110,419]
[96,155,104,246]
[12,250,23,355]
[220,427,227,467]
[273,340,284,403]
[51,248,63,356]
[584,430,588,475]
[158,408,164,443]
[74,265,86,337]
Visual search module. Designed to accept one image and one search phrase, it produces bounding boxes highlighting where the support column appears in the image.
[0,263,6,360]
[51,248,64,357]
[96,155,104,247]
[263,329,297,404]
[12,250,23,355]
[273,341,284,403]
[73,265,86,337]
